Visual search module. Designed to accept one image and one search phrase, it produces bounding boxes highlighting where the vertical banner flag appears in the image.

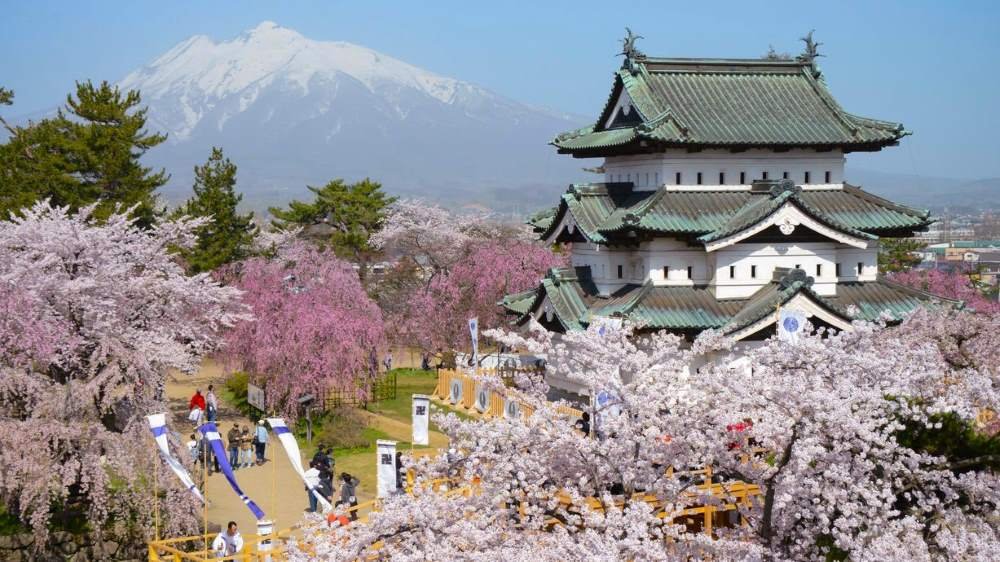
[474,383,489,413]
[146,414,204,504]
[468,317,479,368]
[411,394,430,446]
[376,440,398,498]
[594,389,622,439]
[778,308,807,344]
[198,422,265,520]
[266,418,332,512]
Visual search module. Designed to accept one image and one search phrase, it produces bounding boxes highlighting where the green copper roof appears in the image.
[541,182,931,245]
[502,267,957,336]
[554,58,906,155]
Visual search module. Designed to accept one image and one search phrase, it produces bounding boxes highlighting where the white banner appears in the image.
[376,440,398,498]
[449,378,463,404]
[474,383,489,413]
[504,396,520,420]
[147,413,204,504]
[778,308,807,344]
[412,394,430,446]
[468,317,479,367]
[266,418,332,512]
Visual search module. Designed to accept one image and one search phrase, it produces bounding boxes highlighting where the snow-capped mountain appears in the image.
[118,22,587,211]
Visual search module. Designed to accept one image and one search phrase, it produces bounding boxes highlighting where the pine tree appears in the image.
[270,178,396,277]
[172,147,256,273]
[878,237,925,273]
[0,81,168,227]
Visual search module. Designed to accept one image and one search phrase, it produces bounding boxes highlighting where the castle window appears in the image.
[719,172,725,184]
[696,172,703,185]
[825,171,832,183]
[804,171,811,183]
[751,265,757,278]
[617,265,623,279]
[675,172,682,185]
[627,173,631,182]
[687,266,693,279]
[644,172,649,186]
[739,171,746,184]
[782,171,789,179]
[816,264,822,276]
[857,262,864,276]
[654,172,660,185]
[795,264,800,270]
[836,263,841,276]
[729,265,735,279]
[762,171,769,180]
[662,265,669,279]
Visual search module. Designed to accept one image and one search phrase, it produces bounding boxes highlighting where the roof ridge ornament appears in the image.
[768,178,802,198]
[796,30,824,78]
[619,27,645,72]
[778,267,814,290]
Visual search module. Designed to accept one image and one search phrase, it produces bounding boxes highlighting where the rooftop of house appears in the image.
[553,32,906,156]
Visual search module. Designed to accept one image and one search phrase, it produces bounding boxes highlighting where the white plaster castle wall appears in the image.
[569,239,879,297]
[602,149,846,189]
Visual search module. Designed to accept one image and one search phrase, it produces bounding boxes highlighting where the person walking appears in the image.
[338,472,360,521]
[304,466,321,513]
[383,351,393,373]
[227,423,241,470]
[188,389,206,426]
[240,425,253,468]
[206,384,218,422]
[254,420,269,465]
[211,521,243,557]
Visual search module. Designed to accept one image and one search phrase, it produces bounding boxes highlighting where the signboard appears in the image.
[247,383,266,411]
[376,440,398,498]
[504,397,520,420]
[411,394,430,446]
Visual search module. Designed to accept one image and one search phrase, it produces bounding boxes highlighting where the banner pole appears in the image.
[153,438,159,542]
[202,436,208,555]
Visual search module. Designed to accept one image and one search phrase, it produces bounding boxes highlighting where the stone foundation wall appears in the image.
[0,530,144,562]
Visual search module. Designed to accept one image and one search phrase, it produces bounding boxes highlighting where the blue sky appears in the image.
[2,0,999,179]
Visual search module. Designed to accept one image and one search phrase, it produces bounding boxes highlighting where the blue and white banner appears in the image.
[266,418,332,512]
[778,308,807,344]
[468,317,479,368]
[147,414,204,504]
[198,422,265,520]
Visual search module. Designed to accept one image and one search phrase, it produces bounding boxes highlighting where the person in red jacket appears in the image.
[189,389,207,423]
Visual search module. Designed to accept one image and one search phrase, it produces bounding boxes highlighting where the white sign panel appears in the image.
[504,397,520,420]
[376,440,398,498]
[247,383,266,411]
[474,383,489,413]
[411,394,430,446]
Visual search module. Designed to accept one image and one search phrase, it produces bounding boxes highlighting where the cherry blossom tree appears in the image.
[219,243,386,416]
[891,267,1000,313]
[371,200,564,352]
[392,239,564,353]
[293,312,999,561]
[0,202,247,549]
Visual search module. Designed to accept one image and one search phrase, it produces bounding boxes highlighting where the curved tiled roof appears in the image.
[554,58,906,155]
[541,182,930,245]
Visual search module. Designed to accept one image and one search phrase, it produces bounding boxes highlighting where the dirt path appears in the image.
[164,359,450,537]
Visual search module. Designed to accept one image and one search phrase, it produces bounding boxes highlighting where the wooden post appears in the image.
[203,438,209,557]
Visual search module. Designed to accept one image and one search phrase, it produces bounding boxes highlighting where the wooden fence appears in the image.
[321,372,397,410]
[431,369,584,421]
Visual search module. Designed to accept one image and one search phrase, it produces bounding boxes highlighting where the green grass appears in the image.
[366,368,473,427]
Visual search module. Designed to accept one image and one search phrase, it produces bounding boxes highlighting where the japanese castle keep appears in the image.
[502,32,950,342]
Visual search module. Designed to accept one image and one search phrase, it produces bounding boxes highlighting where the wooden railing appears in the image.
[147,528,294,561]
[432,369,584,420]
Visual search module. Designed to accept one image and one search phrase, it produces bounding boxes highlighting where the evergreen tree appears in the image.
[269,178,396,276]
[0,81,168,227]
[878,237,924,273]
[172,147,256,273]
